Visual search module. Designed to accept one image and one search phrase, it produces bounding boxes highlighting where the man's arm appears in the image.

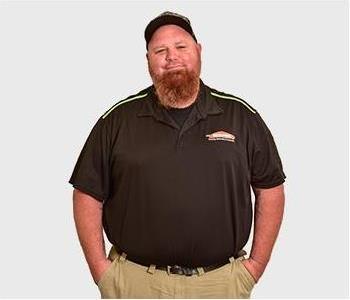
[73,188,111,284]
[242,184,285,282]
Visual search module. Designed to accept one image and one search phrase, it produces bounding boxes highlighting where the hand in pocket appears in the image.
[93,259,113,285]
[241,258,264,283]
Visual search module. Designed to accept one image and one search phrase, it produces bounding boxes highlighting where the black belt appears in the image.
[113,246,246,277]
[156,262,228,276]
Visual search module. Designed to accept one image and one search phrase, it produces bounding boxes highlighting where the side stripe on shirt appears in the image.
[210,92,256,114]
[102,93,148,119]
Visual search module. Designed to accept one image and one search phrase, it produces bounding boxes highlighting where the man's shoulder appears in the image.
[206,85,257,115]
[101,86,152,120]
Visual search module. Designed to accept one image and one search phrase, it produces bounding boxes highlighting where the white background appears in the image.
[0,0,348,298]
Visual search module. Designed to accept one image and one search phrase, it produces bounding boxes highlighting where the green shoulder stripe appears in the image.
[210,91,256,114]
[102,93,148,119]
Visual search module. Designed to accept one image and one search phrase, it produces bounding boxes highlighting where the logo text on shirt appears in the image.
[205,131,236,143]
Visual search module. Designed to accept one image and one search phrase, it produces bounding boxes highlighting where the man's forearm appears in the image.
[244,184,285,281]
[73,188,108,282]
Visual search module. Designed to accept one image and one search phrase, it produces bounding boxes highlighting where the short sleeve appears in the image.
[249,113,286,189]
[69,117,111,202]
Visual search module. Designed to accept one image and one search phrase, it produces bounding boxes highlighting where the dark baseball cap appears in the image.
[145,11,197,49]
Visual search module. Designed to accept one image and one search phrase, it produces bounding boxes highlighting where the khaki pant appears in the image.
[97,246,256,299]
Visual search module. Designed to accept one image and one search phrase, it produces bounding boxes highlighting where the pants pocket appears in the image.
[238,260,256,287]
[229,259,255,298]
[97,258,118,291]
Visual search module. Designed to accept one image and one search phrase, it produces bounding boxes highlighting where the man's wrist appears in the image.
[249,256,268,270]
[241,257,268,283]
[90,258,112,284]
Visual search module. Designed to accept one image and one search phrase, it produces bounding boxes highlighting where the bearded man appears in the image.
[69,11,286,299]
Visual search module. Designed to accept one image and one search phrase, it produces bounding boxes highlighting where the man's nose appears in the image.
[165,48,179,62]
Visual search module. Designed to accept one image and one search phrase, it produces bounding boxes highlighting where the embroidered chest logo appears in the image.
[205,131,236,143]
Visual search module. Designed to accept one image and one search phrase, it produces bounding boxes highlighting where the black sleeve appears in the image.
[249,113,286,189]
[68,117,111,202]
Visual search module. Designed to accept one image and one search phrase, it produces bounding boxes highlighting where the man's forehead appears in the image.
[150,25,195,43]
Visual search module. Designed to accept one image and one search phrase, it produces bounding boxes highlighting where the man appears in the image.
[69,11,286,299]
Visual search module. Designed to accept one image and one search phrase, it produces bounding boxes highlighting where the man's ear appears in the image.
[196,43,202,54]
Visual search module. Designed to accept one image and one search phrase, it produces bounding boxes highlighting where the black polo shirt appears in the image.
[69,80,286,267]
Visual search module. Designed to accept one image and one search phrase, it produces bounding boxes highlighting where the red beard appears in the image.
[150,68,200,108]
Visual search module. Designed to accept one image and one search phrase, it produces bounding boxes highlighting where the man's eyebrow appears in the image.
[150,40,188,52]
[151,44,167,51]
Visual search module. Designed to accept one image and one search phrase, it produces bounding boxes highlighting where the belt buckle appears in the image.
[169,265,197,276]
[169,265,183,275]
[183,266,197,276]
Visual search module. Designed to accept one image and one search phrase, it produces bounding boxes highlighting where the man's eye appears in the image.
[155,49,165,54]
[177,45,186,49]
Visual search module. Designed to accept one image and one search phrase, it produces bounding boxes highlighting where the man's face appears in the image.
[146,25,202,108]
[147,24,202,78]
